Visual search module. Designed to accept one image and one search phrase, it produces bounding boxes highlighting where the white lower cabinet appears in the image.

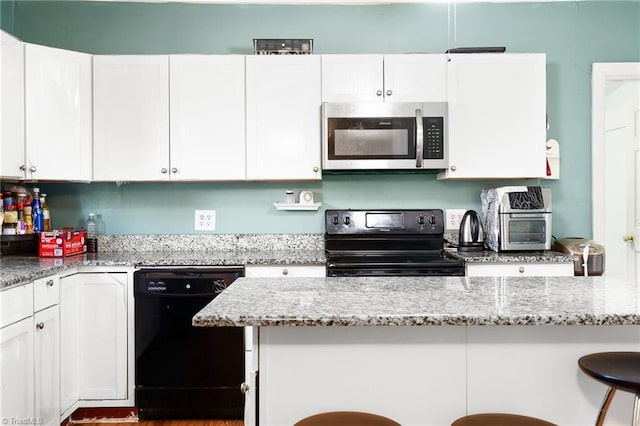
[243,264,326,426]
[0,316,35,420]
[466,262,574,277]
[1,277,59,426]
[60,269,134,419]
[34,306,60,426]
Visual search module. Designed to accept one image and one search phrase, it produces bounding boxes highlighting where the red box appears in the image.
[39,230,87,257]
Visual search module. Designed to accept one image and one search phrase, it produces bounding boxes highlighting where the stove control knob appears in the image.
[417,215,425,225]
[343,216,351,225]
[428,215,437,225]
[331,215,340,225]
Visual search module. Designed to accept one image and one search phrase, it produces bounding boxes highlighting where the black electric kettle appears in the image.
[458,210,485,252]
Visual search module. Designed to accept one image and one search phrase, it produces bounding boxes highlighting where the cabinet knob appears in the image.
[46,279,54,287]
[450,165,457,172]
[36,322,45,330]
[376,90,383,96]
[313,166,319,173]
[19,164,26,171]
[518,267,525,274]
[282,268,289,276]
[386,90,392,96]
[240,382,249,394]
[623,234,634,242]
[161,168,168,174]
[171,167,178,174]
[30,165,37,173]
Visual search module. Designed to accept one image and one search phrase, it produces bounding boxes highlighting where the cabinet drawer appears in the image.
[245,265,326,278]
[34,275,59,311]
[0,283,34,328]
[466,263,574,277]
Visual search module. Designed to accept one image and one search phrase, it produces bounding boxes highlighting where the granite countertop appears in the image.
[447,248,574,263]
[0,249,326,290]
[193,275,640,327]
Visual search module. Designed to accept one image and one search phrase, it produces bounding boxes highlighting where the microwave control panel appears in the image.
[423,117,444,159]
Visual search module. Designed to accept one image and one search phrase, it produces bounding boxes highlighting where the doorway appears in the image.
[592,63,640,283]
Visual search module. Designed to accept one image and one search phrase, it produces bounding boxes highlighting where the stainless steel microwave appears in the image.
[322,102,448,171]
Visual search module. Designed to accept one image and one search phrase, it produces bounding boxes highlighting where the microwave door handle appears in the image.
[415,108,423,168]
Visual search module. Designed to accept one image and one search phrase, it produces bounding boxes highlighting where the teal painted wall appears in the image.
[10,1,640,236]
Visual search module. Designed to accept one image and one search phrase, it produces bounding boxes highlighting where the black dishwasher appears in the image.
[134,267,245,419]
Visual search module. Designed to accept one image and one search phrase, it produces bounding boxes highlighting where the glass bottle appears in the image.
[41,193,51,232]
[86,213,98,253]
[31,187,44,233]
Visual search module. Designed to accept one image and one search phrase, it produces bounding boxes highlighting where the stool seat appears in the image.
[451,413,557,426]
[578,351,640,426]
[578,351,640,394]
[294,411,401,426]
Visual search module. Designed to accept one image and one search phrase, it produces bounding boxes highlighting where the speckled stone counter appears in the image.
[447,248,574,263]
[193,275,640,326]
[0,249,325,290]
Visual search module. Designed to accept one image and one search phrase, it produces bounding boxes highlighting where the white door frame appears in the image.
[591,63,640,242]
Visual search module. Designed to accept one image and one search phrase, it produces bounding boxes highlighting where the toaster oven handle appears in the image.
[415,109,423,168]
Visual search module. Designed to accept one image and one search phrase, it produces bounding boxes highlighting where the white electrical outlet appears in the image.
[194,210,216,231]
[445,209,467,232]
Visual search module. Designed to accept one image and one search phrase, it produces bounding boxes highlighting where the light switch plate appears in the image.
[194,210,216,231]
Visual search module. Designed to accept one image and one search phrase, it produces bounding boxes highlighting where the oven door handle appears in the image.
[415,108,423,168]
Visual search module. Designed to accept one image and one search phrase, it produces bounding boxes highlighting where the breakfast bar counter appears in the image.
[194,276,640,426]
[193,275,640,327]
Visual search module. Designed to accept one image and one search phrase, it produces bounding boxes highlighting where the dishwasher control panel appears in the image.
[134,267,245,297]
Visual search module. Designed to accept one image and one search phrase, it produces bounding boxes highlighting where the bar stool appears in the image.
[294,411,401,426]
[578,351,640,426]
[451,413,557,426]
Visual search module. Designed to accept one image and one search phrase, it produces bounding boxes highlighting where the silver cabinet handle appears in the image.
[30,166,37,173]
[386,89,392,96]
[19,164,26,171]
[36,322,44,330]
[313,166,319,173]
[623,235,634,242]
[282,268,289,276]
[376,90,383,96]
[415,109,423,168]
[240,382,249,394]
[171,167,178,174]
[518,267,525,274]
[161,168,168,174]
[450,165,457,172]
[46,279,54,287]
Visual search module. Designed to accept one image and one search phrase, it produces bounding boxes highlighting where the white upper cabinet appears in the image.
[439,53,547,179]
[169,55,246,181]
[25,43,92,181]
[1,31,25,180]
[321,54,447,103]
[93,55,170,181]
[246,55,322,181]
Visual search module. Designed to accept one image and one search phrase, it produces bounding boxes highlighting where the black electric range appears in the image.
[325,209,464,277]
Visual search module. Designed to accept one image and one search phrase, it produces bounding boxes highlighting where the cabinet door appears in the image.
[93,55,169,181]
[25,43,92,181]
[169,55,246,180]
[79,272,128,400]
[321,54,383,103]
[34,305,60,426]
[383,54,447,102]
[244,264,326,277]
[1,31,25,179]
[441,54,547,179]
[60,275,81,416]
[466,262,574,277]
[246,55,322,180]
[0,317,34,420]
